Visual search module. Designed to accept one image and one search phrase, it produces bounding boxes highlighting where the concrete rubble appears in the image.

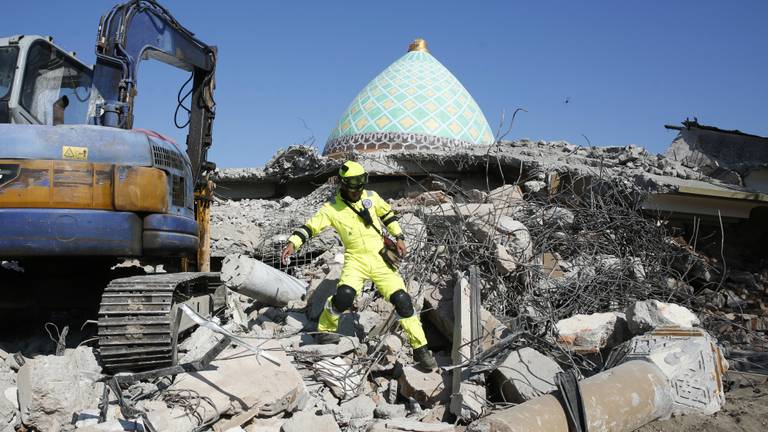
[490,347,563,403]
[555,312,630,353]
[2,134,766,431]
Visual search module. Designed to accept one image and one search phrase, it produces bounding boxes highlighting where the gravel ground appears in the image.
[637,380,768,432]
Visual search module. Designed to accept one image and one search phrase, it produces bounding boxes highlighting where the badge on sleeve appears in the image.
[362,199,373,209]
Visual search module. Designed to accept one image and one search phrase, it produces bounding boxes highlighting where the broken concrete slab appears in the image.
[285,311,311,332]
[490,347,562,403]
[281,411,341,432]
[296,336,359,357]
[494,243,518,274]
[145,342,305,430]
[556,311,630,352]
[467,215,532,274]
[488,184,524,207]
[540,206,575,228]
[17,346,102,432]
[625,300,700,335]
[417,203,496,223]
[338,394,376,423]
[374,401,408,419]
[397,366,450,406]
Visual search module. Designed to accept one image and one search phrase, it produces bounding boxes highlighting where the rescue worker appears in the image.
[281,161,437,371]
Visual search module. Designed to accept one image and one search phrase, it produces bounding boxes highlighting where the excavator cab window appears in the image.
[0,46,18,123]
[20,40,91,125]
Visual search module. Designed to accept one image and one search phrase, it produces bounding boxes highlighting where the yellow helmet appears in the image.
[338,161,368,190]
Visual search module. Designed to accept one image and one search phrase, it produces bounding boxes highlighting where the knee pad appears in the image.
[389,289,414,318]
[331,284,356,313]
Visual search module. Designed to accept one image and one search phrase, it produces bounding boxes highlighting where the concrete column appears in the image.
[221,254,307,306]
[469,327,727,432]
[472,361,669,432]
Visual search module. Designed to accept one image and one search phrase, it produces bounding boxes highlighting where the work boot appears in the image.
[413,346,437,371]
[315,332,341,345]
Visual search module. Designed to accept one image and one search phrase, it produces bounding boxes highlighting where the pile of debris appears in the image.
[1,138,765,431]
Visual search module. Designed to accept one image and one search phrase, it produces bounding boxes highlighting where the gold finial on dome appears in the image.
[408,38,429,53]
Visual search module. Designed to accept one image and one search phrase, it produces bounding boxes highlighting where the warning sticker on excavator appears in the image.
[62,146,88,161]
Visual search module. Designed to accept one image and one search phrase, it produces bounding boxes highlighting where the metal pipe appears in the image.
[470,360,672,432]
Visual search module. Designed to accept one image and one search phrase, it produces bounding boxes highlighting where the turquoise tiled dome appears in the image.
[324,39,495,156]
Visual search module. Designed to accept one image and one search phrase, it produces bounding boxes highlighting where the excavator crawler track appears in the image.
[98,272,221,372]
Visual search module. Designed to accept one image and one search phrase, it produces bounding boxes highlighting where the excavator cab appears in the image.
[0,35,92,126]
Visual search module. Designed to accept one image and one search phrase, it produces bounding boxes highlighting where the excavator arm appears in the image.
[90,0,217,269]
[90,0,216,187]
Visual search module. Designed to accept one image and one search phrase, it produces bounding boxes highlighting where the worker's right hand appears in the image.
[281,243,295,265]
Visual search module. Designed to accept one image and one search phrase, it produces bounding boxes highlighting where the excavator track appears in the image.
[98,272,221,372]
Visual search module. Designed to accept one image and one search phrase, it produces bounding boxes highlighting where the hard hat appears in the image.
[339,161,368,190]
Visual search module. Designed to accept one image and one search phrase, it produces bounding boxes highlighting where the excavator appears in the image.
[0,0,221,371]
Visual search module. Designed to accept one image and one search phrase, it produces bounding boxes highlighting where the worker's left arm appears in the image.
[372,192,403,239]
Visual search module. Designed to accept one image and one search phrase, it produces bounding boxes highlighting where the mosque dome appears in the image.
[323,39,495,156]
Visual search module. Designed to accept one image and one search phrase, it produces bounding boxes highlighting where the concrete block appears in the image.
[17,347,102,432]
[285,311,310,332]
[296,336,359,357]
[374,401,408,419]
[488,184,524,207]
[338,395,376,422]
[556,312,630,352]
[494,243,518,274]
[418,203,495,222]
[523,180,546,193]
[146,342,305,429]
[540,206,575,228]
[625,300,700,335]
[281,412,341,432]
[397,366,450,406]
[491,347,563,403]
[221,254,307,306]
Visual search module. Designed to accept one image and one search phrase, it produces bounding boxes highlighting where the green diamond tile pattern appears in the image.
[324,50,495,156]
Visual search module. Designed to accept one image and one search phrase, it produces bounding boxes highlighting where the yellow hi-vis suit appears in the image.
[287,189,428,349]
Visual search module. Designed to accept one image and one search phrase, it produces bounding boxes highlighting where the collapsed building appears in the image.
[1,40,767,432]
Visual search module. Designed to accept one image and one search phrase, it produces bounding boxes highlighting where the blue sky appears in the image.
[3,1,766,168]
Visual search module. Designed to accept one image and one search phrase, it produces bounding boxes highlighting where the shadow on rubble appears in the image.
[0,258,149,358]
